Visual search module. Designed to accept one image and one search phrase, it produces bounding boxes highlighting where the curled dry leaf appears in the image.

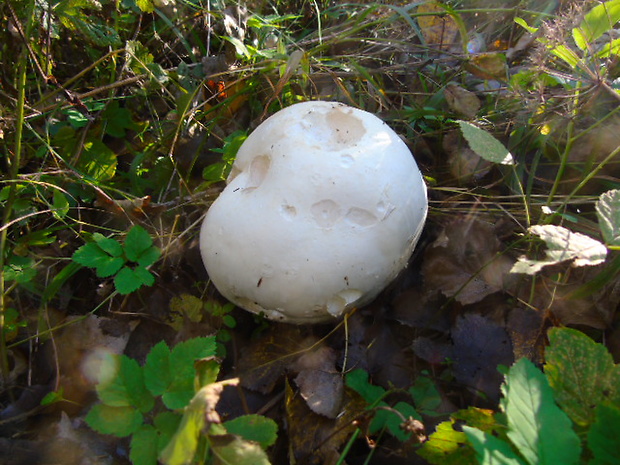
[511,224,607,275]
[422,217,515,305]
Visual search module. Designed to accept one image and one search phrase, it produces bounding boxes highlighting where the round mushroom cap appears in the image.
[200,101,427,323]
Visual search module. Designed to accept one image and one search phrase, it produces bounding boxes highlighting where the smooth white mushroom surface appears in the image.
[200,101,427,323]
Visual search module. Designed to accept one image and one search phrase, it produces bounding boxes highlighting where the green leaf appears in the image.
[410,374,442,413]
[160,379,237,465]
[114,266,155,294]
[345,368,386,405]
[92,233,124,257]
[144,341,173,396]
[503,358,581,465]
[384,401,420,441]
[52,189,69,219]
[130,425,159,465]
[572,0,620,51]
[154,411,183,453]
[596,189,620,246]
[145,337,217,410]
[511,224,607,275]
[209,435,271,465]
[72,243,125,278]
[545,327,620,428]
[135,0,154,13]
[417,420,477,465]
[588,404,620,465]
[457,121,514,165]
[124,225,154,262]
[463,426,526,465]
[85,403,143,437]
[102,101,140,138]
[97,355,154,413]
[137,246,161,267]
[223,414,278,448]
[3,255,37,284]
[78,140,117,181]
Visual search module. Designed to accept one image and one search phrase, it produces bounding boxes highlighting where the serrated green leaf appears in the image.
[114,266,145,294]
[154,411,183,453]
[209,435,271,465]
[545,327,620,428]
[588,404,620,465]
[223,414,278,448]
[97,355,154,413]
[463,426,525,465]
[345,369,386,405]
[92,234,124,257]
[596,189,620,246]
[85,403,143,437]
[417,420,477,465]
[457,121,514,165]
[511,224,607,275]
[144,341,172,396]
[137,246,161,267]
[572,0,620,51]
[73,243,125,278]
[130,425,159,465]
[503,358,581,465]
[125,226,153,262]
[410,375,442,413]
[147,337,217,410]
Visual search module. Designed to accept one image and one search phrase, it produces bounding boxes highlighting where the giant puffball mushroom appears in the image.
[200,101,427,324]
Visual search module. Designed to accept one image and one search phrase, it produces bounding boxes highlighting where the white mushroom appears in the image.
[199,101,427,323]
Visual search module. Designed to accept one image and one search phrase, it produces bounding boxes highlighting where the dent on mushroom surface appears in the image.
[200,101,428,324]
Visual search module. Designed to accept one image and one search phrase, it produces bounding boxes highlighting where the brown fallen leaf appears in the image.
[294,346,344,419]
[443,129,491,184]
[422,216,515,305]
[444,83,481,118]
[417,2,459,50]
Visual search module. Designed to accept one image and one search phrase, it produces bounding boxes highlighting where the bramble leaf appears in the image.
[503,358,581,465]
[114,266,155,294]
[86,404,143,437]
[463,426,525,465]
[223,414,278,448]
[125,225,154,262]
[97,355,154,413]
[545,327,620,427]
[588,404,620,465]
[130,425,159,465]
[73,242,124,278]
[144,341,172,396]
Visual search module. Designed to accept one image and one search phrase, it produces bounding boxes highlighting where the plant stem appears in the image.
[0,0,36,386]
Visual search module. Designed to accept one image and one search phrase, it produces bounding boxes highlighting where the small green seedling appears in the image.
[86,336,278,465]
[72,225,160,294]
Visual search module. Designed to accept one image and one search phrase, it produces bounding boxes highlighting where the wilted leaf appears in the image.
[445,83,481,118]
[511,224,607,274]
[451,314,513,402]
[465,53,508,80]
[417,420,477,465]
[417,2,459,50]
[294,346,343,418]
[545,327,620,428]
[423,217,515,305]
[237,326,312,394]
[457,121,514,165]
[502,358,581,465]
[160,379,239,465]
[596,189,620,246]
